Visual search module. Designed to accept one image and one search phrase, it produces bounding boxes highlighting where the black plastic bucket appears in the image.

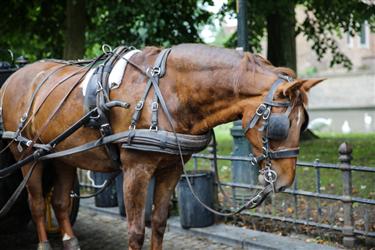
[177,170,215,228]
[115,173,155,222]
[93,172,118,207]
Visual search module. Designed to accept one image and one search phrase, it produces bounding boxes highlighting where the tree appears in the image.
[0,0,65,61]
[85,0,213,55]
[0,0,214,60]
[63,0,86,59]
[221,0,375,71]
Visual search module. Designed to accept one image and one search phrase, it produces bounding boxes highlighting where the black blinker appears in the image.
[266,114,290,140]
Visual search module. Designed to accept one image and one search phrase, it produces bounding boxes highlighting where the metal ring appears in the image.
[263,168,277,183]
[102,44,112,54]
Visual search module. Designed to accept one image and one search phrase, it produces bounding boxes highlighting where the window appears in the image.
[346,32,353,48]
[359,21,370,48]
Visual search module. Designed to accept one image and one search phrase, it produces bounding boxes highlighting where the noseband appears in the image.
[244,75,308,191]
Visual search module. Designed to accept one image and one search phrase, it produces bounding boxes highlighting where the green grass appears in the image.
[188,124,375,199]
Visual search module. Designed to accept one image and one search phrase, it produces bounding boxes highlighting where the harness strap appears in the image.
[39,129,211,161]
[269,148,300,159]
[0,149,44,178]
[0,163,37,218]
[96,46,130,168]
[129,48,171,131]
[149,49,171,130]
[130,80,153,129]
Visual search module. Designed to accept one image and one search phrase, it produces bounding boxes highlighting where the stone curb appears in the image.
[80,199,339,250]
[167,216,340,250]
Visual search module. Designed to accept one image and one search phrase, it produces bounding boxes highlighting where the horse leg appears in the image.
[51,162,80,250]
[123,162,155,250]
[21,162,52,250]
[150,166,182,250]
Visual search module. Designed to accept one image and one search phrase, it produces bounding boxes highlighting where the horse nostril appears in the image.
[278,186,286,192]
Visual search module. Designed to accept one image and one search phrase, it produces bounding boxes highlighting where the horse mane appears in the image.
[251,53,296,78]
[246,53,309,105]
[142,46,162,56]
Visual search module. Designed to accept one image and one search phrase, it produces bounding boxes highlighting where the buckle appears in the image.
[135,101,144,111]
[17,142,23,152]
[262,107,271,119]
[279,74,293,82]
[25,140,32,147]
[100,123,110,135]
[20,113,28,123]
[256,104,267,116]
[96,81,103,93]
[149,125,158,132]
[151,102,158,111]
[129,124,136,130]
[100,123,110,129]
[151,67,161,77]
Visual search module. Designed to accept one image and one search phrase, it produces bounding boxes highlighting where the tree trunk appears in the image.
[266,1,297,72]
[63,0,86,60]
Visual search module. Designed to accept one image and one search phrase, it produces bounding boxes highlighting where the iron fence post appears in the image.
[231,121,258,184]
[231,121,258,204]
[339,142,355,247]
[208,137,219,208]
[232,0,258,199]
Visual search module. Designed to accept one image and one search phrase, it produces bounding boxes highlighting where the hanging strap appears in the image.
[0,163,37,218]
[129,48,171,130]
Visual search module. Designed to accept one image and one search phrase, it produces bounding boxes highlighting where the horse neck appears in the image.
[168,45,275,134]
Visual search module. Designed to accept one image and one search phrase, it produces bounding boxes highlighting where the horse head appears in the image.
[242,72,324,192]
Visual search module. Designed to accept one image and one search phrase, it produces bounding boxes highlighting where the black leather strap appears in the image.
[268,148,300,159]
[0,163,36,218]
[130,79,153,129]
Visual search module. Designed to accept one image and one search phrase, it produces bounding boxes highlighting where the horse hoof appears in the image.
[37,241,52,250]
[63,237,80,250]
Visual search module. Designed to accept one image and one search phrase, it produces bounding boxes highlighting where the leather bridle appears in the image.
[244,74,306,191]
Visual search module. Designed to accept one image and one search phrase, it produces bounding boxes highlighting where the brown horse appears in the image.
[0,44,323,250]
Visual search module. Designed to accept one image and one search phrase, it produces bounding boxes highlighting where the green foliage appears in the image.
[219,0,375,69]
[298,0,375,69]
[220,0,267,53]
[0,0,214,60]
[86,0,213,51]
[0,0,65,60]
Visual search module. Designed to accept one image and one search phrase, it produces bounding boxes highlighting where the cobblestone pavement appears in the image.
[0,207,240,250]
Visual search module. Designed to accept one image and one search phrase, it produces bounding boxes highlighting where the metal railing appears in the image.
[191,141,375,248]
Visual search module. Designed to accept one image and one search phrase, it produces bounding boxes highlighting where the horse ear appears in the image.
[301,78,325,92]
[280,80,304,97]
